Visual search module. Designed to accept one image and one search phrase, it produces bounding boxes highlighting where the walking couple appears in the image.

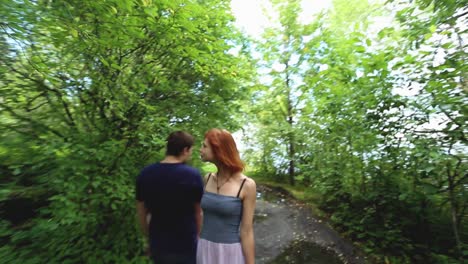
[136,129,256,264]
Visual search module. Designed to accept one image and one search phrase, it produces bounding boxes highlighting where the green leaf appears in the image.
[110,63,121,70]
[70,28,78,38]
[99,57,110,67]
[366,39,371,46]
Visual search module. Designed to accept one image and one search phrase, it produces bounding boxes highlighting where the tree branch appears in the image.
[1,104,67,141]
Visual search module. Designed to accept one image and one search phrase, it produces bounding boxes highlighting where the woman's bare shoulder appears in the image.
[241,175,256,192]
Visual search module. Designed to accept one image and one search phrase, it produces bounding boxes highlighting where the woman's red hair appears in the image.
[205,128,244,173]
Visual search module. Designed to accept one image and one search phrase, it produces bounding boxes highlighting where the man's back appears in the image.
[136,162,203,257]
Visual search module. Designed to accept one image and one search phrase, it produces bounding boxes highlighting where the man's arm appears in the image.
[194,202,202,237]
[195,172,205,237]
[136,201,149,237]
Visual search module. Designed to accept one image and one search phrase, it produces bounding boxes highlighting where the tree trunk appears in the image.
[288,131,295,185]
[446,159,463,261]
[285,62,295,186]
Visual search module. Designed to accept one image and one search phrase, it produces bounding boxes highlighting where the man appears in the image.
[136,131,203,264]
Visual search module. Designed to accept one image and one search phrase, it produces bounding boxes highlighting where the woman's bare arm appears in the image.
[240,178,256,264]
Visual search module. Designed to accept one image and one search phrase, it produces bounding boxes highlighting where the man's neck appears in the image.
[160,155,185,164]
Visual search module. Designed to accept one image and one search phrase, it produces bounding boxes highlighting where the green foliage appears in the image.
[0,0,254,262]
[1,0,466,262]
[245,0,467,262]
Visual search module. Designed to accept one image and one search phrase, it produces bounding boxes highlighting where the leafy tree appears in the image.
[388,0,468,260]
[246,0,466,262]
[246,0,322,185]
[0,0,253,262]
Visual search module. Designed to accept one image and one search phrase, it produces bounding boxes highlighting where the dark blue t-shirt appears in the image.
[136,162,203,257]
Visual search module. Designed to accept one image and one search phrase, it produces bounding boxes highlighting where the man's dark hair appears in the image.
[166,131,195,156]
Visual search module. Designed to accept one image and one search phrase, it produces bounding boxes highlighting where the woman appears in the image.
[197,128,256,264]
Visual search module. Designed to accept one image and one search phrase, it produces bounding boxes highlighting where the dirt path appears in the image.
[254,185,367,264]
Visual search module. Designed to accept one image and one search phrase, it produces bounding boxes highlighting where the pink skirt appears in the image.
[196,238,245,264]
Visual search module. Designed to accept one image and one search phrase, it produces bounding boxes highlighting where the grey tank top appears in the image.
[200,175,247,244]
